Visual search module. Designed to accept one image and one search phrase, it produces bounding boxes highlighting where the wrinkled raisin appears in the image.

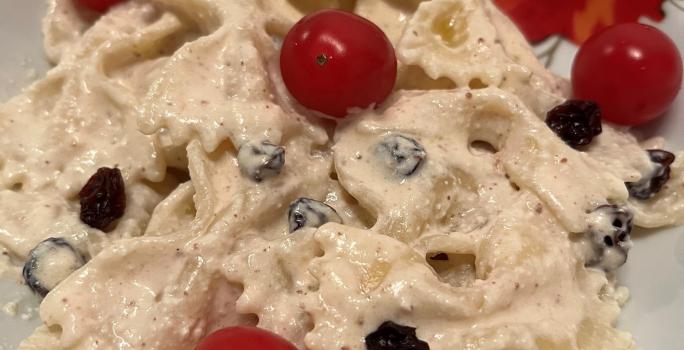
[23,237,85,297]
[288,198,342,233]
[376,135,427,177]
[626,150,675,200]
[79,167,126,231]
[237,141,285,182]
[546,100,602,148]
[584,205,633,271]
[365,321,430,350]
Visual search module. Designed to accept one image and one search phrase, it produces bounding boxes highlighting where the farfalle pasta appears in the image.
[0,0,681,349]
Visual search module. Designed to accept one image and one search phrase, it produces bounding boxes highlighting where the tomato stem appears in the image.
[315,54,329,66]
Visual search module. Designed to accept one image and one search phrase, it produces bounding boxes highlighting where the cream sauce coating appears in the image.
[0,1,682,350]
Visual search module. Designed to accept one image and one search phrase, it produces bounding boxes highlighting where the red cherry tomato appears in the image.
[194,326,298,350]
[572,23,682,126]
[280,10,397,118]
[77,0,126,13]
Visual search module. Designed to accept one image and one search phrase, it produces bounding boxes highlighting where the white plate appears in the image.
[0,3,49,349]
[0,2,682,349]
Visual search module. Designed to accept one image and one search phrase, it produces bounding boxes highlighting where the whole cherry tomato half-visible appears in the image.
[77,0,126,13]
[194,326,298,350]
[280,10,397,118]
[572,23,682,126]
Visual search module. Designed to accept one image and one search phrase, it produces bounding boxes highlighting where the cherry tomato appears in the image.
[572,23,682,126]
[194,326,298,350]
[77,0,126,13]
[280,10,397,118]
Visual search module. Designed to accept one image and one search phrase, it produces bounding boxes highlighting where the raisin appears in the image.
[626,149,676,200]
[546,100,602,148]
[288,198,342,233]
[23,238,85,297]
[584,205,633,271]
[376,135,427,177]
[79,167,126,231]
[237,141,285,182]
[365,321,430,350]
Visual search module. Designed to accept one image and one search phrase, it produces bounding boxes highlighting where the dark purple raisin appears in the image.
[626,150,676,200]
[237,141,285,182]
[376,135,426,177]
[79,167,126,231]
[584,205,633,271]
[546,100,602,148]
[365,321,430,350]
[22,237,85,297]
[288,198,342,233]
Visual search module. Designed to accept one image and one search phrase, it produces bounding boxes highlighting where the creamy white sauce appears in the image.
[0,0,681,349]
